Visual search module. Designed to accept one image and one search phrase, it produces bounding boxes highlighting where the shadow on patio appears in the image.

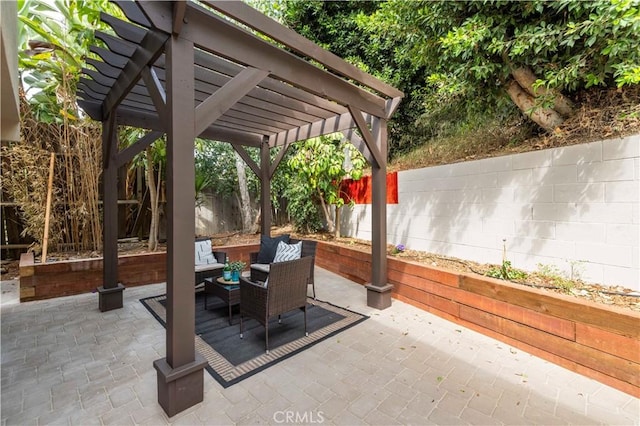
[1,268,637,425]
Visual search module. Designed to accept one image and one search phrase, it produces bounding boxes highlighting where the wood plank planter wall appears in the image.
[19,241,638,397]
[18,244,259,302]
[316,241,640,398]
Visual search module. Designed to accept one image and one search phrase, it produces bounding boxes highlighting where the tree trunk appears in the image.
[146,147,158,251]
[334,205,341,238]
[511,67,574,117]
[234,151,255,233]
[506,80,564,131]
[317,188,335,233]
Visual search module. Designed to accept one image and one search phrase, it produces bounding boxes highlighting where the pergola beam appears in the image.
[172,0,187,35]
[116,130,164,168]
[79,100,263,146]
[194,67,269,136]
[205,1,403,102]
[136,2,388,118]
[270,111,358,147]
[348,105,384,169]
[101,29,169,119]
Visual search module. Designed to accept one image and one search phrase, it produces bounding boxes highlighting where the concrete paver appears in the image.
[1,270,639,425]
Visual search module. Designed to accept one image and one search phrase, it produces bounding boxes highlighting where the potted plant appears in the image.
[229,260,246,282]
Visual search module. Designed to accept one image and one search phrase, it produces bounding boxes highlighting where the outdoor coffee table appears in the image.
[204,277,240,325]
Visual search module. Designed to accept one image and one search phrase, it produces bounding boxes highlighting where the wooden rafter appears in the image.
[205,1,403,101]
[101,29,168,119]
[135,2,387,118]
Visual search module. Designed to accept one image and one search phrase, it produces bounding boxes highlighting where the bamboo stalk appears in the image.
[41,152,55,262]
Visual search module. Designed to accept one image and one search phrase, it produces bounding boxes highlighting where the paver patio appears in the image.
[1,268,638,425]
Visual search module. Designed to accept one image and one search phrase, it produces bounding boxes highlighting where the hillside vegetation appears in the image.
[280,0,640,168]
[389,85,640,172]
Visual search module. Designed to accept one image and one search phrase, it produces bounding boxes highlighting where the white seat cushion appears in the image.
[195,263,223,272]
[250,263,270,273]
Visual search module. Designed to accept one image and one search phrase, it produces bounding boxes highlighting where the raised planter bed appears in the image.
[19,241,639,397]
[316,241,640,398]
[18,243,259,302]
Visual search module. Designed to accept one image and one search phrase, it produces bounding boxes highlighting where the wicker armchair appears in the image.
[249,239,317,298]
[240,256,312,353]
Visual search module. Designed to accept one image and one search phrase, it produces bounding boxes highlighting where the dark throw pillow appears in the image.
[256,234,290,264]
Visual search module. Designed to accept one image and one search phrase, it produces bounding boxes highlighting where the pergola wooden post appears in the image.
[151,33,208,417]
[97,114,124,311]
[260,137,272,237]
[366,117,393,308]
[77,0,403,416]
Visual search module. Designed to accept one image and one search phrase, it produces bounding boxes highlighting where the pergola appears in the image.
[76,0,402,416]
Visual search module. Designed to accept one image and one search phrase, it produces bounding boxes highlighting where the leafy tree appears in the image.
[195,140,260,198]
[195,140,262,232]
[283,0,640,156]
[17,0,123,122]
[285,135,365,236]
[364,0,640,131]
[281,1,426,157]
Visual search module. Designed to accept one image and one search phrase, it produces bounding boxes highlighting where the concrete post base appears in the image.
[153,353,208,417]
[365,283,393,309]
[97,283,125,312]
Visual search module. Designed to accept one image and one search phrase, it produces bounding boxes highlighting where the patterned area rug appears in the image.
[140,291,367,388]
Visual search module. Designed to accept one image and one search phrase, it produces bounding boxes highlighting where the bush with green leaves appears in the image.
[283,135,365,234]
[283,0,640,155]
[486,260,528,281]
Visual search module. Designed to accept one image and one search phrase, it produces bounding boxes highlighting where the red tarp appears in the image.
[340,172,398,204]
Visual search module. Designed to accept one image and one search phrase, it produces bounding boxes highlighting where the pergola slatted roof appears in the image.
[77,1,402,417]
[78,1,401,149]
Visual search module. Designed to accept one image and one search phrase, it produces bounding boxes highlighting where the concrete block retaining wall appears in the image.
[341,135,640,291]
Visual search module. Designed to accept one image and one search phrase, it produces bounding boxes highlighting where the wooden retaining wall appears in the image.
[19,241,639,396]
[18,243,259,302]
[19,251,167,301]
[316,241,640,398]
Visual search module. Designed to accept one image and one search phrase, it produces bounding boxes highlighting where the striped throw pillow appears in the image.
[272,241,302,263]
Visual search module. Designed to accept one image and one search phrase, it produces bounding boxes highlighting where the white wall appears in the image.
[1,0,20,142]
[342,135,640,291]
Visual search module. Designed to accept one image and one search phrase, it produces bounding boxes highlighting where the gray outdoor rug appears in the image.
[140,290,368,388]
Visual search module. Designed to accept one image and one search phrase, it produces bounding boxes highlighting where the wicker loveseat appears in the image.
[239,256,312,353]
[249,237,317,298]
